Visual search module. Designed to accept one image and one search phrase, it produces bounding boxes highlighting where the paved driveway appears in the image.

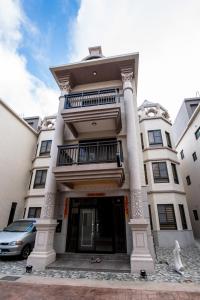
[0,277,200,300]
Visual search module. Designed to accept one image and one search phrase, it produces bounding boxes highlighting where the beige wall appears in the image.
[139,108,194,246]
[0,100,37,229]
[140,117,185,193]
[176,108,200,238]
[25,124,55,217]
[62,80,145,192]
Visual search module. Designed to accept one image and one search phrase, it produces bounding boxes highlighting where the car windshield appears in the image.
[3,221,34,232]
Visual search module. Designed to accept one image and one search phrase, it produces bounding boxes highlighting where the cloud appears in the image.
[70,0,200,120]
[0,0,58,117]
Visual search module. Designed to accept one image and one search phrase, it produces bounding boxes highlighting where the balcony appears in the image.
[61,89,122,137]
[53,140,124,188]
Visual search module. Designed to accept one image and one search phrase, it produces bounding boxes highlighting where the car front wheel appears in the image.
[21,245,31,259]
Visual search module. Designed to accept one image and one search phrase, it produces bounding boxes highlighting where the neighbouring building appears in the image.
[0,99,37,229]
[24,116,42,132]
[0,47,194,274]
[173,97,200,145]
[138,100,193,247]
[173,98,200,238]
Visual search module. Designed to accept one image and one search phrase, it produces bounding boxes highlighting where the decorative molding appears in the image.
[143,157,180,165]
[59,81,71,94]
[147,190,186,195]
[131,189,144,218]
[31,166,50,171]
[143,146,177,154]
[58,74,71,94]
[139,116,172,125]
[121,71,133,83]
[41,192,56,219]
[24,195,44,199]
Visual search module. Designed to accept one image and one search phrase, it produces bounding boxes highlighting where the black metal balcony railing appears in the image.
[57,140,123,166]
[64,89,120,109]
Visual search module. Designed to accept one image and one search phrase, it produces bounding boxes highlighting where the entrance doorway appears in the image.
[66,197,126,253]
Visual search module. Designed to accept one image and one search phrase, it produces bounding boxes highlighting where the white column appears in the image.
[27,79,70,270]
[121,68,154,273]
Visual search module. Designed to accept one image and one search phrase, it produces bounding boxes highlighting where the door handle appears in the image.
[96,223,99,233]
[92,223,95,236]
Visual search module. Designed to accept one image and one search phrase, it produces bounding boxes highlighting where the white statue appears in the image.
[173,240,184,275]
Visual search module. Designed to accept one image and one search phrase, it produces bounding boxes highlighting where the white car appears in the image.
[0,219,36,259]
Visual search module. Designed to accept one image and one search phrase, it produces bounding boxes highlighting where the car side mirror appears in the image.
[32,226,37,232]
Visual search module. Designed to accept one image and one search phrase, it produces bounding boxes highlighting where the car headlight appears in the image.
[9,241,23,246]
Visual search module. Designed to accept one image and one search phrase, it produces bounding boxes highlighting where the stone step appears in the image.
[56,253,130,262]
[47,253,131,273]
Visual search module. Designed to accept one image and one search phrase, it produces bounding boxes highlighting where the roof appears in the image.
[138,99,168,112]
[50,51,139,91]
[0,98,38,135]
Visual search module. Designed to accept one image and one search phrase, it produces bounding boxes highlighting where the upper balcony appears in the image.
[61,88,122,137]
[53,140,124,188]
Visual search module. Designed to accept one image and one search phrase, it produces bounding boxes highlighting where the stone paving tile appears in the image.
[0,247,200,283]
[1,281,199,300]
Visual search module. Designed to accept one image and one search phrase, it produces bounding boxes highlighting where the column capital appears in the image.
[58,74,71,95]
[121,67,134,83]
[121,67,134,92]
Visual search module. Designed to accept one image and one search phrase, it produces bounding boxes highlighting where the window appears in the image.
[33,170,47,189]
[148,205,153,230]
[186,175,191,185]
[152,162,169,183]
[56,220,63,233]
[190,103,198,114]
[148,130,163,147]
[144,164,148,185]
[34,143,38,158]
[28,172,33,189]
[171,163,179,184]
[27,121,34,127]
[165,131,172,148]
[7,202,17,225]
[28,207,41,218]
[193,210,199,221]
[180,150,184,159]
[157,204,177,230]
[40,140,52,156]
[179,204,187,229]
[195,127,200,140]
[192,152,197,161]
[140,133,144,150]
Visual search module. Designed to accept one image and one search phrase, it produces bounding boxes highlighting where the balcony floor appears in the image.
[53,163,124,188]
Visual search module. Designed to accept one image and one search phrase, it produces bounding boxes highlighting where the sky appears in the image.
[0,0,200,120]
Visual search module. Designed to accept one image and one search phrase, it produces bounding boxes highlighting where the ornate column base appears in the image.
[129,219,154,273]
[27,219,57,271]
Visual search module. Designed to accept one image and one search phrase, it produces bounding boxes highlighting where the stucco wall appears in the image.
[139,109,194,247]
[0,100,37,229]
[176,109,200,238]
[25,126,55,214]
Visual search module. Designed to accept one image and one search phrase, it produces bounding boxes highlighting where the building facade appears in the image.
[173,99,200,238]
[0,47,195,273]
[25,47,193,273]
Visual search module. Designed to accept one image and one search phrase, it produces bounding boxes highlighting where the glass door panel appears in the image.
[78,208,95,251]
[95,200,113,252]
